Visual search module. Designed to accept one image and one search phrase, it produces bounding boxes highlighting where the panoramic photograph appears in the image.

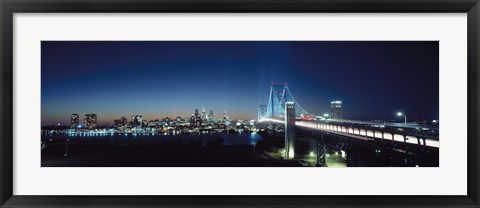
[41,41,439,167]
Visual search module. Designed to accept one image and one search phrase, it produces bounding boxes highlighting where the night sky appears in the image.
[41,41,439,125]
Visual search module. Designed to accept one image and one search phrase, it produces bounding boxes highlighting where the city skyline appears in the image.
[42,41,439,125]
[49,108,236,127]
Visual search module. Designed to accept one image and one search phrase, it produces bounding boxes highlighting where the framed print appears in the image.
[1,0,479,207]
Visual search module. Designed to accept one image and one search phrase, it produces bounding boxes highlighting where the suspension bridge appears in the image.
[257,83,439,167]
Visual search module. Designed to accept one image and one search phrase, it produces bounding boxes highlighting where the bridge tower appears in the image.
[258,104,267,121]
[316,137,327,167]
[265,82,314,119]
[285,102,296,159]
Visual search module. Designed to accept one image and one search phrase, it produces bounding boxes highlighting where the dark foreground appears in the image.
[41,135,301,167]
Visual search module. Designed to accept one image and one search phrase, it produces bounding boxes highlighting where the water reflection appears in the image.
[43,132,263,146]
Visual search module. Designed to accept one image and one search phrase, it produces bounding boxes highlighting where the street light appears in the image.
[397,112,407,124]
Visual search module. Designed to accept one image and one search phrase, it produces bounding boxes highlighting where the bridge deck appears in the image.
[258,118,439,148]
[327,118,439,131]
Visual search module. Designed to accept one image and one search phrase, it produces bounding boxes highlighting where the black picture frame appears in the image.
[1,0,479,207]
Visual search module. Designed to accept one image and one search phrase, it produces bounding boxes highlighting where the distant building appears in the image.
[201,106,206,123]
[189,109,202,127]
[223,111,230,126]
[132,115,143,127]
[70,114,79,128]
[147,119,160,127]
[330,101,343,119]
[84,114,97,129]
[161,117,174,127]
[190,114,196,127]
[114,116,127,130]
[208,109,214,122]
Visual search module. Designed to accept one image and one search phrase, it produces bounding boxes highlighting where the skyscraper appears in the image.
[223,111,230,126]
[201,106,206,119]
[121,116,127,125]
[330,101,343,119]
[201,106,206,125]
[84,114,97,129]
[190,114,196,127]
[114,116,128,130]
[208,109,214,122]
[70,113,79,128]
[132,115,143,127]
[191,109,202,127]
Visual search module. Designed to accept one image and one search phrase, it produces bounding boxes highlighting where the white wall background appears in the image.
[13,13,467,195]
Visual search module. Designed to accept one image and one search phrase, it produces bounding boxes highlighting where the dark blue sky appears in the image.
[41,41,439,125]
